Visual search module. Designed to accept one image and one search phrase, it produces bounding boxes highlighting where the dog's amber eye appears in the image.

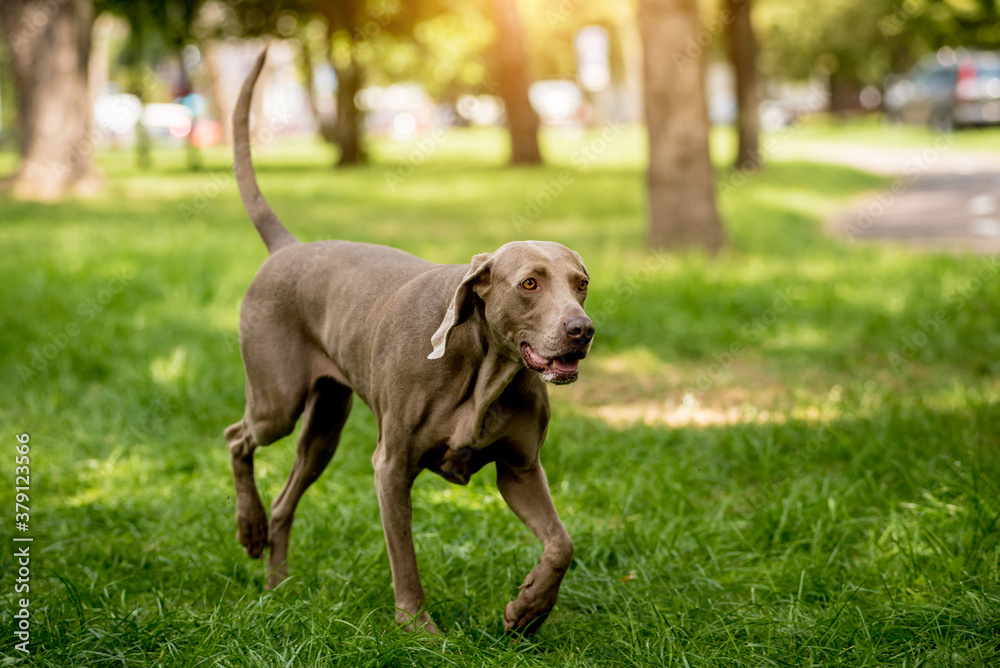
[578,280,589,291]
[521,278,537,290]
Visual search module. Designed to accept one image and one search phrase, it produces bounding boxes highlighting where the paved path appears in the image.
[774,141,1000,254]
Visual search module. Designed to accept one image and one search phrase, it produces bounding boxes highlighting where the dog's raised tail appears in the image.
[233,48,298,255]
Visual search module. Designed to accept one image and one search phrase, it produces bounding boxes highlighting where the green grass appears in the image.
[1,126,999,666]
[782,113,1000,152]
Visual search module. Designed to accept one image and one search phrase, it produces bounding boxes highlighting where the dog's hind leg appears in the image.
[266,377,353,589]
[225,379,304,560]
[224,416,270,560]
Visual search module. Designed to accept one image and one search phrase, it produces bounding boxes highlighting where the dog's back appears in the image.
[241,240,444,401]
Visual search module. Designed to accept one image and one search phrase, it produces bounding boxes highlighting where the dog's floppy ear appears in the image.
[428,253,493,360]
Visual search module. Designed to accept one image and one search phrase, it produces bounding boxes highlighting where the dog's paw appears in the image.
[503,574,557,636]
[236,507,268,559]
[397,610,440,635]
[265,565,288,590]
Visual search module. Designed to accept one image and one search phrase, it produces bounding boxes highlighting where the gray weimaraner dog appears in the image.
[224,50,594,635]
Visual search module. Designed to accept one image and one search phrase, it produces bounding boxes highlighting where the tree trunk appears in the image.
[638,0,725,253]
[489,0,541,165]
[175,45,201,171]
[315,3,368,168]
[0,0,102,200]
[725,0,760,171]
[333,48,366,166]
[828,70,863,114]
[615,1,645,125]
[203,41,232,146]
[301,26,337,145]
[88,11,114,109]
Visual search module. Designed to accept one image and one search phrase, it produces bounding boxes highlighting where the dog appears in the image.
[224,50,595,635]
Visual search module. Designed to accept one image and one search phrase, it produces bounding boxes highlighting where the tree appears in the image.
[488,0,541,165]
[311,1,368,165]
[725,0,759,171]
[216,0,498,167]
[330,26,366,165]
[307,0,472,166]
[755,0,1000,110]
[100,0,206,170]
[755,0,889,111]
[638,0,725,253]
[233,0,474,167]
[0,0,102,200]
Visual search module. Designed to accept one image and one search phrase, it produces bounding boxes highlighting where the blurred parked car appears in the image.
[885,48,1000,130]
[141,103,194,143]
[94,91,143,138]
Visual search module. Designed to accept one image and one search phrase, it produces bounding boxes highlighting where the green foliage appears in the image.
[520,0,630,83]
[98,0,203,66]
[756,0,1000,84]
[346,4,497,96]
[756,0,892,83]
[1,127,999,665]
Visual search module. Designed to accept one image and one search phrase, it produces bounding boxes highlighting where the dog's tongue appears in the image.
[522,344,548,370]
[522,344,580,375]
[521,344,545,368]
[551,356,579,374]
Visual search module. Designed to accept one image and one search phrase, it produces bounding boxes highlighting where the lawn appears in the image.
[774,113,1000,153]
[1,126,999,667]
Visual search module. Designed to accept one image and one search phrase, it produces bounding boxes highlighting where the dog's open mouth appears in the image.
[520,343,585,385]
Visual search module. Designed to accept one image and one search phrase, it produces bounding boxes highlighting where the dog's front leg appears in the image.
[496,461,574,635]
[373,446,438,634]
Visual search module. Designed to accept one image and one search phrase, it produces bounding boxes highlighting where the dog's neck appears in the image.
[447,310,526,449]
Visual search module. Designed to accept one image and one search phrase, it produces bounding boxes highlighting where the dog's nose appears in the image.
[564,317,595,346]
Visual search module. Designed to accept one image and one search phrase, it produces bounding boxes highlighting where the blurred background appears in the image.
[3,1,1000,664]
[3,0,1000,209]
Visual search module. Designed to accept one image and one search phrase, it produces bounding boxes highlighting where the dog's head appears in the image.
[428,241,594,385]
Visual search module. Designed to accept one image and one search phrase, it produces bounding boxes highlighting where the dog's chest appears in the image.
[416,395,518,485]
[423,444,498,486]
[424,399,529,484]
